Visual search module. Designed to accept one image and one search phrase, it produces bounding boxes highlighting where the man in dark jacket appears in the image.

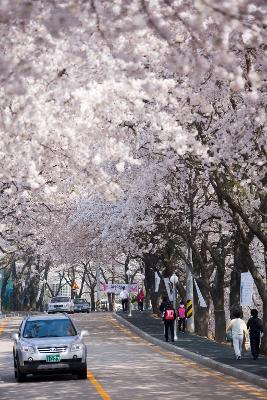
[159,296,169,316]
[163,302,176,342]
[247,309,263,360]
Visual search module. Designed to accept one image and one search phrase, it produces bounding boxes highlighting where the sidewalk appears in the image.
[115,310,267,390]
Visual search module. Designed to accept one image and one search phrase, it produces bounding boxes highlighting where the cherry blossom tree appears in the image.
[1,0,266,350]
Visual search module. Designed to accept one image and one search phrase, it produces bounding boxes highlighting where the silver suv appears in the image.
[12,314,88,382]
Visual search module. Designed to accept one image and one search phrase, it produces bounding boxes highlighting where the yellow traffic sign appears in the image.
[71,281,79,290]
[186,299,193,318]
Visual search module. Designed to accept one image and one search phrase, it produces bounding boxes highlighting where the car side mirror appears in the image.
[11,333,19,342]
[80,330,89,338]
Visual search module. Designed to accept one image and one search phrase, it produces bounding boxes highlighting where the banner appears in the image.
[155,272,161,292]
[194,279,207,308]
[100,283,138,294]
[240,272,253,306]
[163,278,173,301]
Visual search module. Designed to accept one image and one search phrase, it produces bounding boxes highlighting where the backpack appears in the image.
[165,309,174,320]
[178,307,186,319]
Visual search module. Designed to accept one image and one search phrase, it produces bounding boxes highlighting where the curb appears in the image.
[114,313,267,391]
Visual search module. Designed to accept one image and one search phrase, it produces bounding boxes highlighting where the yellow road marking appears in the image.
[109,317,267,399]
[87,369,111,400]
[0,320,7,335]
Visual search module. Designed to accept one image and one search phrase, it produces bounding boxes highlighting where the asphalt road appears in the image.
[0,313,267,400]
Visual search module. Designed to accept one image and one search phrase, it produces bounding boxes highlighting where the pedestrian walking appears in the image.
[178,301,186,333]
[159,296,169,336]
[247,309,263,360]
[226,309,248,360]
[159,296,169,317]
[119,286,129,312]
[163,302,176,342]
[137,288,145,311]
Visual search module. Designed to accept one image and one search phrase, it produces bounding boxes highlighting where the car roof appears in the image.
[24,314,70,322]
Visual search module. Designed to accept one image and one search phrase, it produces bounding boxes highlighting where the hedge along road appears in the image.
[0,314,267,400]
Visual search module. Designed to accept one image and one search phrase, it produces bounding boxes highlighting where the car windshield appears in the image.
[51,297,70,303]
[23,319,77,338]
[74,299,87,304]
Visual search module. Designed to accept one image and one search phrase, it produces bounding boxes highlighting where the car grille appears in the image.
[38,346,68,353]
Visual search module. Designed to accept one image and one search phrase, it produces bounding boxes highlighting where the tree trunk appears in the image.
[229,269,241,315]
[194,298,209,337]
[261,293,267,354]
[36,284,45,311]
[150,291,160,313]
[214,309,226,342]
[211,273,226,342]
[1,267,12,311]
[143,253,160,312]
[194,282,209,337]
[107,292,113,311]
[230,230,248,316]
[90,290,95,312]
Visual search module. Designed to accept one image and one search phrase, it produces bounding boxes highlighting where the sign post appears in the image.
[71,281,79,299]
[186,246,195,333]
[170,273,178,341]
[96,267,100,311]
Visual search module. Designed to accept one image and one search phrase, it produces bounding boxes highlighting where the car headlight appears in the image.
[70,343,83,352]
[21,346,35,353]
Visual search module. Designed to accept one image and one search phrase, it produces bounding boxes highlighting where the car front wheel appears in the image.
[77,364,87,380]
[15,358,26,383]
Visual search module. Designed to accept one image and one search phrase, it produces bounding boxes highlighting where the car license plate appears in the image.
[46,354,61,363]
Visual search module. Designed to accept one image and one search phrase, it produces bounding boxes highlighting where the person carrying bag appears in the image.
[163,302,176,342]
[226,309,248,360]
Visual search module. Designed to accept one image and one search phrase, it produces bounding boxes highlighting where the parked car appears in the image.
[47,296,74,314]
[73,298,90,313]
[12,314,88,382]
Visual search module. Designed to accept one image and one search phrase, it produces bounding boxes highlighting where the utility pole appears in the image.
[186,252,195,333]
[186,167,195,333]
[170,273,178,341]
[126,269,133,316]
[96,266,100,311]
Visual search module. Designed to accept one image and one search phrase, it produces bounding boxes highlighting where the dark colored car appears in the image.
[74,298,90,313]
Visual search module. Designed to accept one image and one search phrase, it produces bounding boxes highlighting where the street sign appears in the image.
[100,283,138,294]
[71,282,79,290]
[186,299,193,318]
